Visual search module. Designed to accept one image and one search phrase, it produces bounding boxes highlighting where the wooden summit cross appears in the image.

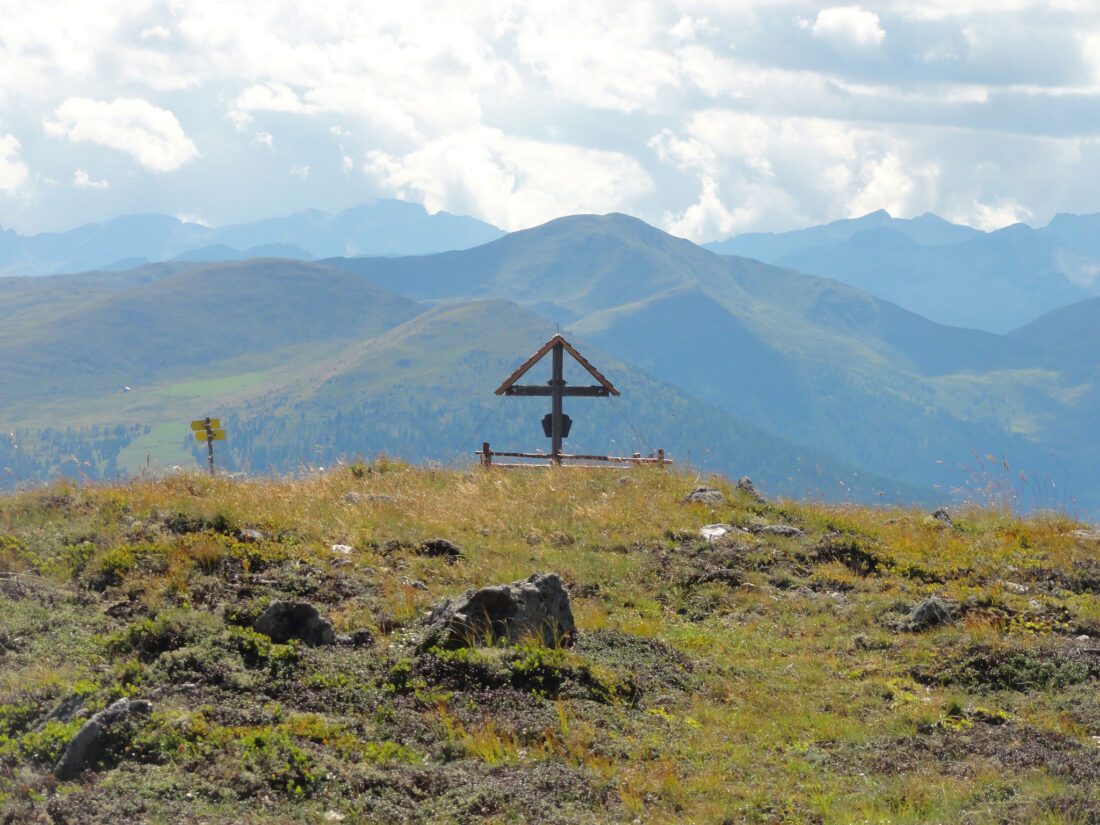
[494,334,619,465]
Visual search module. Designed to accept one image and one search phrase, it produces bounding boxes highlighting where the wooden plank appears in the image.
[505,386,608,397]
[494,336,560,394]
[494,334,619,396]
[485,462,671,470]
[475,450,672,464]
[557,338,620,396]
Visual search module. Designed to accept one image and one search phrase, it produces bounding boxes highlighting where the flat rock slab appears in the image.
[683,486,725,506]
[700,524,734,541]
[420,572,575,651]
[253,600,335,647]
[749,524,804,538]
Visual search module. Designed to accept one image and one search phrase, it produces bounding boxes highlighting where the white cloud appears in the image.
[0,134,30,194]
[175,213,212,227]
[663,175,747,240]
[73,169,109,189]
[651,111,946,239]
[846,153,918,217]
[1,0,1099,235]
[140,26,171,41]
[512,2,679,112]
[669,15,716,42]
[365,128,653,230]
[44,97,198,172]
[290,164,310,180]
[968,198,1034,230]
[812,6,886,51]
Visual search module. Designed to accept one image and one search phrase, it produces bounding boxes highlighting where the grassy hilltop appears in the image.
[1,464,1099,824]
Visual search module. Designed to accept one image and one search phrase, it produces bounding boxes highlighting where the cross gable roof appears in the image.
[494,334,620,396]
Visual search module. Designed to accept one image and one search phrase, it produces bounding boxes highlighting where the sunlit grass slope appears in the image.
[1,464,1099,824]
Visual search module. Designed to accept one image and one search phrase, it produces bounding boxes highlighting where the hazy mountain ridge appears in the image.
[321,214,1069,497]
[704,210,1100,333]
[0,201,504,278]
[0,257,920,502]
[6,211,1100,509]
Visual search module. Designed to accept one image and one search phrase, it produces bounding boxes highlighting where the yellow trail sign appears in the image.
[190,418,220,430]
[194,430,227,442]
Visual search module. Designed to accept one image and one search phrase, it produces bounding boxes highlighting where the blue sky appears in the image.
[1,1,1099,240]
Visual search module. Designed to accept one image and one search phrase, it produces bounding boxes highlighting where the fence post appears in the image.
[481,442,492,468]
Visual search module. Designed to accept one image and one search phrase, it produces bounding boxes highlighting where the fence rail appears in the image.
[476,442,672,469]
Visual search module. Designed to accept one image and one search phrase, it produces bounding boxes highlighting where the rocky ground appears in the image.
[1,463,1099,824]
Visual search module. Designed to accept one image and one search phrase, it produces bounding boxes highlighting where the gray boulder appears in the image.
[737,476,767,505]
[903,597,954,631]
[420,573,575,651]
[683,486,725,506]
[53,698,152,780]
[416,538,463,560]
[931,508,955,528]
[253,601,335,647]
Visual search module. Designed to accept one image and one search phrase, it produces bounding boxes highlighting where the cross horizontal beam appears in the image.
[504,385,610,397]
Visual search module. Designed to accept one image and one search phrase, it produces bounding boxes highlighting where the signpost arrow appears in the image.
[190,416,226,475]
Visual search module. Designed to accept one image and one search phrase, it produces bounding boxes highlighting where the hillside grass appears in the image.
[1,464,1099,824]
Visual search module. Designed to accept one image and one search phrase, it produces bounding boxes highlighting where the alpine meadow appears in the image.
[4,2,1100,824]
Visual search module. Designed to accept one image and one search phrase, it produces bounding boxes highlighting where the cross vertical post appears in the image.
[550,342,564,464]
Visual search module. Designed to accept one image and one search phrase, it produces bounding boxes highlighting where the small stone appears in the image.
[736,476,767,505]
[683,486,725,506]
[335,629,375,648]
[903,597,954,631]
[931,508,954,528]
[752,524,803,538]
[324,812,346,822]
[699,524,733,541]
[416,538,463,559]
[1077,634,1092,642]
[343,492,363,504]
[253,601,335,647]
[331,544,354,554]
[402,577,429,591]
[238,528,265,543]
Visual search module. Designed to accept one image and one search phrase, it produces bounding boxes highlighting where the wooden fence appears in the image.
[476,442,672,469]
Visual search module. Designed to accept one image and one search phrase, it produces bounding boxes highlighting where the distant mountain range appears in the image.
[704,209,1100,333]
[0,200,504,278]
[0,256,912,503]
[8,204,1100,336]
[6,212,1100,512]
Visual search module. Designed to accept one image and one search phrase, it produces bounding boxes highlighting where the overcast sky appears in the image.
[1,1,1098,240]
